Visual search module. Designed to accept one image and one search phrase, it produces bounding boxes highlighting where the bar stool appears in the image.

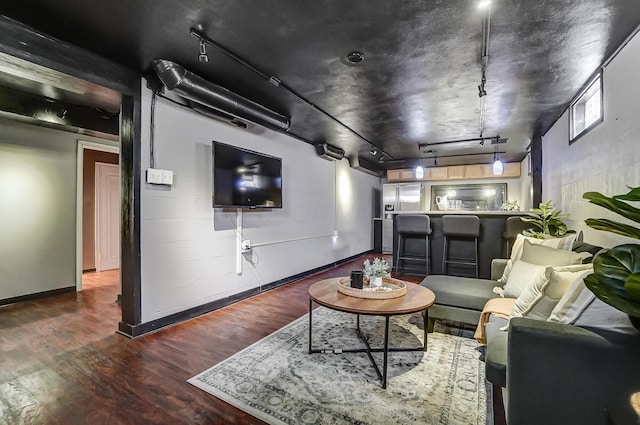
[395,215,432,277]
[503,216,534,257]
[442,215,480,278]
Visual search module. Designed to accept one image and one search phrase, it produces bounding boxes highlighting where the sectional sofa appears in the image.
[421,238,640,425]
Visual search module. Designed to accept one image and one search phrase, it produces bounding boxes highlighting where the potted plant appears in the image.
[363,258,391,287]
[521,200,569,238]
[583,187,640,330]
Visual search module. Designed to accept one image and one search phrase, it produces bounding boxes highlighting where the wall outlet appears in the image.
[146,168,163,184]
[160,169,173,185]
[146,168,173,186]
[241,239,251,252]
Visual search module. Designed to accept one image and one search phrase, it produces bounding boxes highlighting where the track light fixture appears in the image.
[198,39,209,62]
[415,165,424,179]
[369,146,378,155]
[434,157,438,166]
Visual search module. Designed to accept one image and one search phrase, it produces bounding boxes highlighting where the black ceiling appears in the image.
[1,1,640,170]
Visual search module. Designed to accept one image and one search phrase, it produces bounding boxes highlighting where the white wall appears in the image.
[0,118,115,300]
[139,87,380,322]
[542,29,640,248]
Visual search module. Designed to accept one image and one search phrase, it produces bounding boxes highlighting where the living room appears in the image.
[1,2,640,424]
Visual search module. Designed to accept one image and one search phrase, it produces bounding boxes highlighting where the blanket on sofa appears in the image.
[474,298,516,344]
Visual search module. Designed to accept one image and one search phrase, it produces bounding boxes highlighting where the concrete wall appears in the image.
[0,118,116,300]
[542,29,640,248]
[139,88,380,322]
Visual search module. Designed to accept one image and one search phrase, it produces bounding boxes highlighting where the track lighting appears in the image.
[198,39,209,62]
[478,83,487,97]
[434,157,438,166]
[369,146,378,155]
[415,165,424,179]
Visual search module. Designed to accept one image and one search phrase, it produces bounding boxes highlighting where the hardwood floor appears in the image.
[0,255,505,425]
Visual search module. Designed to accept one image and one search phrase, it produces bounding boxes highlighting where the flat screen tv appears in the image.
[212,141,282,209]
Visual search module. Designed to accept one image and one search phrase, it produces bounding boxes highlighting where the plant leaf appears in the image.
[583,191,640,224]
[585,245,640,317]
[625,272,640,301]
[585,218,640,240]
[612,186,640,202]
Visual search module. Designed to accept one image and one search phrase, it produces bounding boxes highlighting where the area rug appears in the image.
[189,307,492,425]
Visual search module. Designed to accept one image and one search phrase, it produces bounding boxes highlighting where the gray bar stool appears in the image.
[395,215,432,277]
[442,215,480,278]
[503,216,534,257]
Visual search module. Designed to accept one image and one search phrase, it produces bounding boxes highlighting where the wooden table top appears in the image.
[308,277,436,315]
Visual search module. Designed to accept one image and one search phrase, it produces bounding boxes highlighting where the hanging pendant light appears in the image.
[492,152,503,175]
[415,165,424,179]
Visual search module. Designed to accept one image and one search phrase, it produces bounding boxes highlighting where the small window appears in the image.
[569,73,603,143]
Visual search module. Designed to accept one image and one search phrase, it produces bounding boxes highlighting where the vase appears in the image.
[372,276,383,287]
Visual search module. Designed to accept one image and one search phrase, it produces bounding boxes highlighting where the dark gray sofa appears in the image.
[420,241,640,424]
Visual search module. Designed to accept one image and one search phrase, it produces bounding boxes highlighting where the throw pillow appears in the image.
[497,233,577,284]
[511,264,593,321]
[520,239,592,266]
[573,298,640,335]
[502,260,547,298]
[547,274,596,323]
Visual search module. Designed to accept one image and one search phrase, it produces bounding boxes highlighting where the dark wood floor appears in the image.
[0,255,505,425]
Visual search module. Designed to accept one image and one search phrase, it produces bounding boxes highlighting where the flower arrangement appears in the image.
[501,200,520,211]
[363,257,391,278]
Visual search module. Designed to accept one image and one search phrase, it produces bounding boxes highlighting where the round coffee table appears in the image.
[308,277,436,388]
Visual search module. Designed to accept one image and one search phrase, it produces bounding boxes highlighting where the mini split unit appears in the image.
[152,59,290,132]
[315,142,345,161]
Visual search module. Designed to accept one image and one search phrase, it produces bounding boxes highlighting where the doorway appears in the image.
[76,141,119,291]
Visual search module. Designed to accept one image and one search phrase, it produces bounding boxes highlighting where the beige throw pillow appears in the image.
[497,233,577,284]
[511,264,593,321]
[520,239,591,266]
[502,260,547,298]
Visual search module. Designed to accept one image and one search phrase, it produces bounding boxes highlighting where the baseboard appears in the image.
[0,286,75,307]
[117,250,372,338]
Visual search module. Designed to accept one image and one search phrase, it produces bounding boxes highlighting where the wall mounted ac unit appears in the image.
[315,143,345,161]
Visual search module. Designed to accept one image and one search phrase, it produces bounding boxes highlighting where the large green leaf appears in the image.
[612,186,640,202]
[583,191,640,224]
[585,244,640,317]
[585,218,640,240]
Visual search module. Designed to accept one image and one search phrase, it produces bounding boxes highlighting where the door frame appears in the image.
[76,140,119,291]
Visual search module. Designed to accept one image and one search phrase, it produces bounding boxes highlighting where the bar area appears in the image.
[391,211,527,280]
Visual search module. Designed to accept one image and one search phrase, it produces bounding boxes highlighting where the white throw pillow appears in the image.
[498,233,577,284]
[502,260,547,298]
[511,264,593,321]
[547,274,596,323]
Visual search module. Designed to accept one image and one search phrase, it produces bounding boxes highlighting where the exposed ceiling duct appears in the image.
[315,142,345,161]
[152,59,290,132]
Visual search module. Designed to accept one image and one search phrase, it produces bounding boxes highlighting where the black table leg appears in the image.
[423,308,428,351]
[382,316,390,389]
[308,297,313,354]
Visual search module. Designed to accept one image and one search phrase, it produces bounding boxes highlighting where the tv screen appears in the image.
[212,141,282,209]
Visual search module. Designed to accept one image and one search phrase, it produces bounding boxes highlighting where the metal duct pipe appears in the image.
[152,59,290,132]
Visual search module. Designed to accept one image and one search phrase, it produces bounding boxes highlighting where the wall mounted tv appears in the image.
[212,141,283,209]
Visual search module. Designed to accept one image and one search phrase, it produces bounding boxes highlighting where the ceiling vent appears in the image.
[315,142,345,161]
[152,59,290,132]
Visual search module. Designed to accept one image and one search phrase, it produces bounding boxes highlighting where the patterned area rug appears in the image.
[189,307,492,425]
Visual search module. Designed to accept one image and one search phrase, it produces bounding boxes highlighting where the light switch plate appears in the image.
[146,168,173,186]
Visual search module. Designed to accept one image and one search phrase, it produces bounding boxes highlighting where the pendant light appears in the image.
[492,151,503,175]
[415,165,424,179]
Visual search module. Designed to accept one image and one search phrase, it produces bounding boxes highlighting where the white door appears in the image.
[95,162,120,271]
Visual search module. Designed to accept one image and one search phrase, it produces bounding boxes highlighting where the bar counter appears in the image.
[391,210,528,279]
